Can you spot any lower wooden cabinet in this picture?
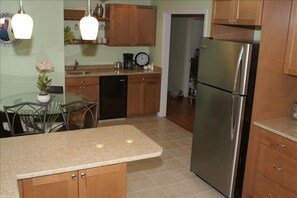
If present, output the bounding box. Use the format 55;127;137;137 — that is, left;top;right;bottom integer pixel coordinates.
127;74;161;116
65;77;99;101
18;163;127;198
245;127;297;197
253;173;297;198
284;0;297;76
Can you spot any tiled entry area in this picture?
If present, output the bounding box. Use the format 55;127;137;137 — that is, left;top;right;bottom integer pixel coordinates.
99;117;225;198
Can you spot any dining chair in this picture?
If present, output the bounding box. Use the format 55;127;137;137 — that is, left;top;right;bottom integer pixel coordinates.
59;100;98;131
0;111;13;138
3;102;48;136
46;86;64;94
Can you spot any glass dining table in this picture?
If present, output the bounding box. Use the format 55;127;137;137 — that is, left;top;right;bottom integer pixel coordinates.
0;92;89;133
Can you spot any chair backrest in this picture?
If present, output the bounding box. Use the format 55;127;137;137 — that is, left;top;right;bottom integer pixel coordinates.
59;100;98;131
46;86;64;94
0;111;14;138
3;102;48;136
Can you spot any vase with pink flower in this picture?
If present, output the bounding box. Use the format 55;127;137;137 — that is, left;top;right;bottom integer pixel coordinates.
36;61;54;103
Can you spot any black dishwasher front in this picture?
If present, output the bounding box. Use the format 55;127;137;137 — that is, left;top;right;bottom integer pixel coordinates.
99;75;127;120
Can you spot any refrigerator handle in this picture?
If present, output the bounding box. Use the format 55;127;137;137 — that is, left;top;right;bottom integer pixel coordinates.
231;96;236;140
231;95;245;141
232;46;244;94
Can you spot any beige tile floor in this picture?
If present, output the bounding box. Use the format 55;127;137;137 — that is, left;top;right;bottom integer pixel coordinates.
99;116;225;198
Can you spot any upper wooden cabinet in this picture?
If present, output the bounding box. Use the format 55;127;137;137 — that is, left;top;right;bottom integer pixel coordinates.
212;0;263;26
64;9;109;21
105;4;156;46
284;0;297;76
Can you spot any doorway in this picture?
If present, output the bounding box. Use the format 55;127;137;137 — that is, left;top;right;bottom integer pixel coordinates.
157;11;208;132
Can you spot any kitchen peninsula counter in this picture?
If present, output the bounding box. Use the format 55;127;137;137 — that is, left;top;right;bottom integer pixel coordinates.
254;117;297;142
0;125;163;197
65;65;162;77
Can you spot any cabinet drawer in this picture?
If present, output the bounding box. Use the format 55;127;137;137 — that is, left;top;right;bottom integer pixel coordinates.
66;77;99;86
253;173;297;198
257;144;297;194
259;129;296;159
128;74;161;83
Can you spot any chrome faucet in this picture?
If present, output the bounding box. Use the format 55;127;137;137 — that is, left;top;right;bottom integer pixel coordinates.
74;60;79;71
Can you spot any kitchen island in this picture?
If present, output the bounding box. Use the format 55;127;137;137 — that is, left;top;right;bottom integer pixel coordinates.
0;125;163;198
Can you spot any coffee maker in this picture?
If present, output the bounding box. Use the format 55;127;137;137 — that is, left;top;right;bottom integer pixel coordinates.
123;53;135;69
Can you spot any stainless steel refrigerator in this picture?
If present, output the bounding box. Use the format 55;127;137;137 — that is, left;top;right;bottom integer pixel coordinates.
190;38;259;198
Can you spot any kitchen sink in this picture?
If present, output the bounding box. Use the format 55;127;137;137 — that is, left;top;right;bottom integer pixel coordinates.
67;71;90;75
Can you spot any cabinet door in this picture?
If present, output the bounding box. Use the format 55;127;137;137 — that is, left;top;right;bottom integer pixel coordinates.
21;171;78;198
256;144;297;194
212;0;263;26
253;173;297;198
127;81;144;115
133;6;156;46
65;85;83;96
108;4;133;46
79;163;127;198
284;0;297;76
143;81;160;114
212;0;236;24
83;85;99;102
235;0;263;26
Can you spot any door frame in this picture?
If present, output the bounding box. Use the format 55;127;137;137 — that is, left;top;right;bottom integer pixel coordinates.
158;10;209;117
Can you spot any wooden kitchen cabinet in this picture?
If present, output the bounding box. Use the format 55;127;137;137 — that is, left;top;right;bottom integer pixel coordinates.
284;0;297;76
65;77;99;101
127;74;161;116
212;0;263;26
19;163;127;198
105;4;156;46
246;127;297;197
64;9;109;21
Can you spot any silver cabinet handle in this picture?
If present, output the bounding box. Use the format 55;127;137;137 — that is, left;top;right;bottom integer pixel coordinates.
81;172;86;178
273;164;282;171
71;174;77;180
276;143;286;148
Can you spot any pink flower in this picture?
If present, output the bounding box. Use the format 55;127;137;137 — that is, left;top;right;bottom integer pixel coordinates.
36;61;54;92
36;61;54;73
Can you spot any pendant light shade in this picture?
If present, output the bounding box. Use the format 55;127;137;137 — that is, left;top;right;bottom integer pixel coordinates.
11;0;33;39
80;0;99;40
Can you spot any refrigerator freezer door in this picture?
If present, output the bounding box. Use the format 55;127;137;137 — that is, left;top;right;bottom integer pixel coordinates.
190;83;245;197
198;38;252;95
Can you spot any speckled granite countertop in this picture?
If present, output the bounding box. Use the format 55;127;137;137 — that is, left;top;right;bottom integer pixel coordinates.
65;65;162;77
254;117;297;142
0;125;163;198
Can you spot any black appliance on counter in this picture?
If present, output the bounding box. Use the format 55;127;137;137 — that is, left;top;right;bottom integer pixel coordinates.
123;53;135;69
99;75;128;120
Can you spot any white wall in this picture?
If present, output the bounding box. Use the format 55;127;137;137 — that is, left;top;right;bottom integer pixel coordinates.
0;1;64;99
191;17;204;57
168;17;188;92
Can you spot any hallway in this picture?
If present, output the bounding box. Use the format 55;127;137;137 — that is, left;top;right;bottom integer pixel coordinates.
166;95;195;132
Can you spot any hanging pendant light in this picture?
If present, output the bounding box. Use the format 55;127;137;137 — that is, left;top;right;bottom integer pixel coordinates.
80;0;99;40
11;0;33;39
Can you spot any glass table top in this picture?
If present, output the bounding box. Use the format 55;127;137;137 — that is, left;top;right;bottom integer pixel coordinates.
0;92;89;114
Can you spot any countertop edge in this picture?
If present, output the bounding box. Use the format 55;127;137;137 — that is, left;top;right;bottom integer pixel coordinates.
65;66;162;77
254;118;297;142
16;151;163;180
